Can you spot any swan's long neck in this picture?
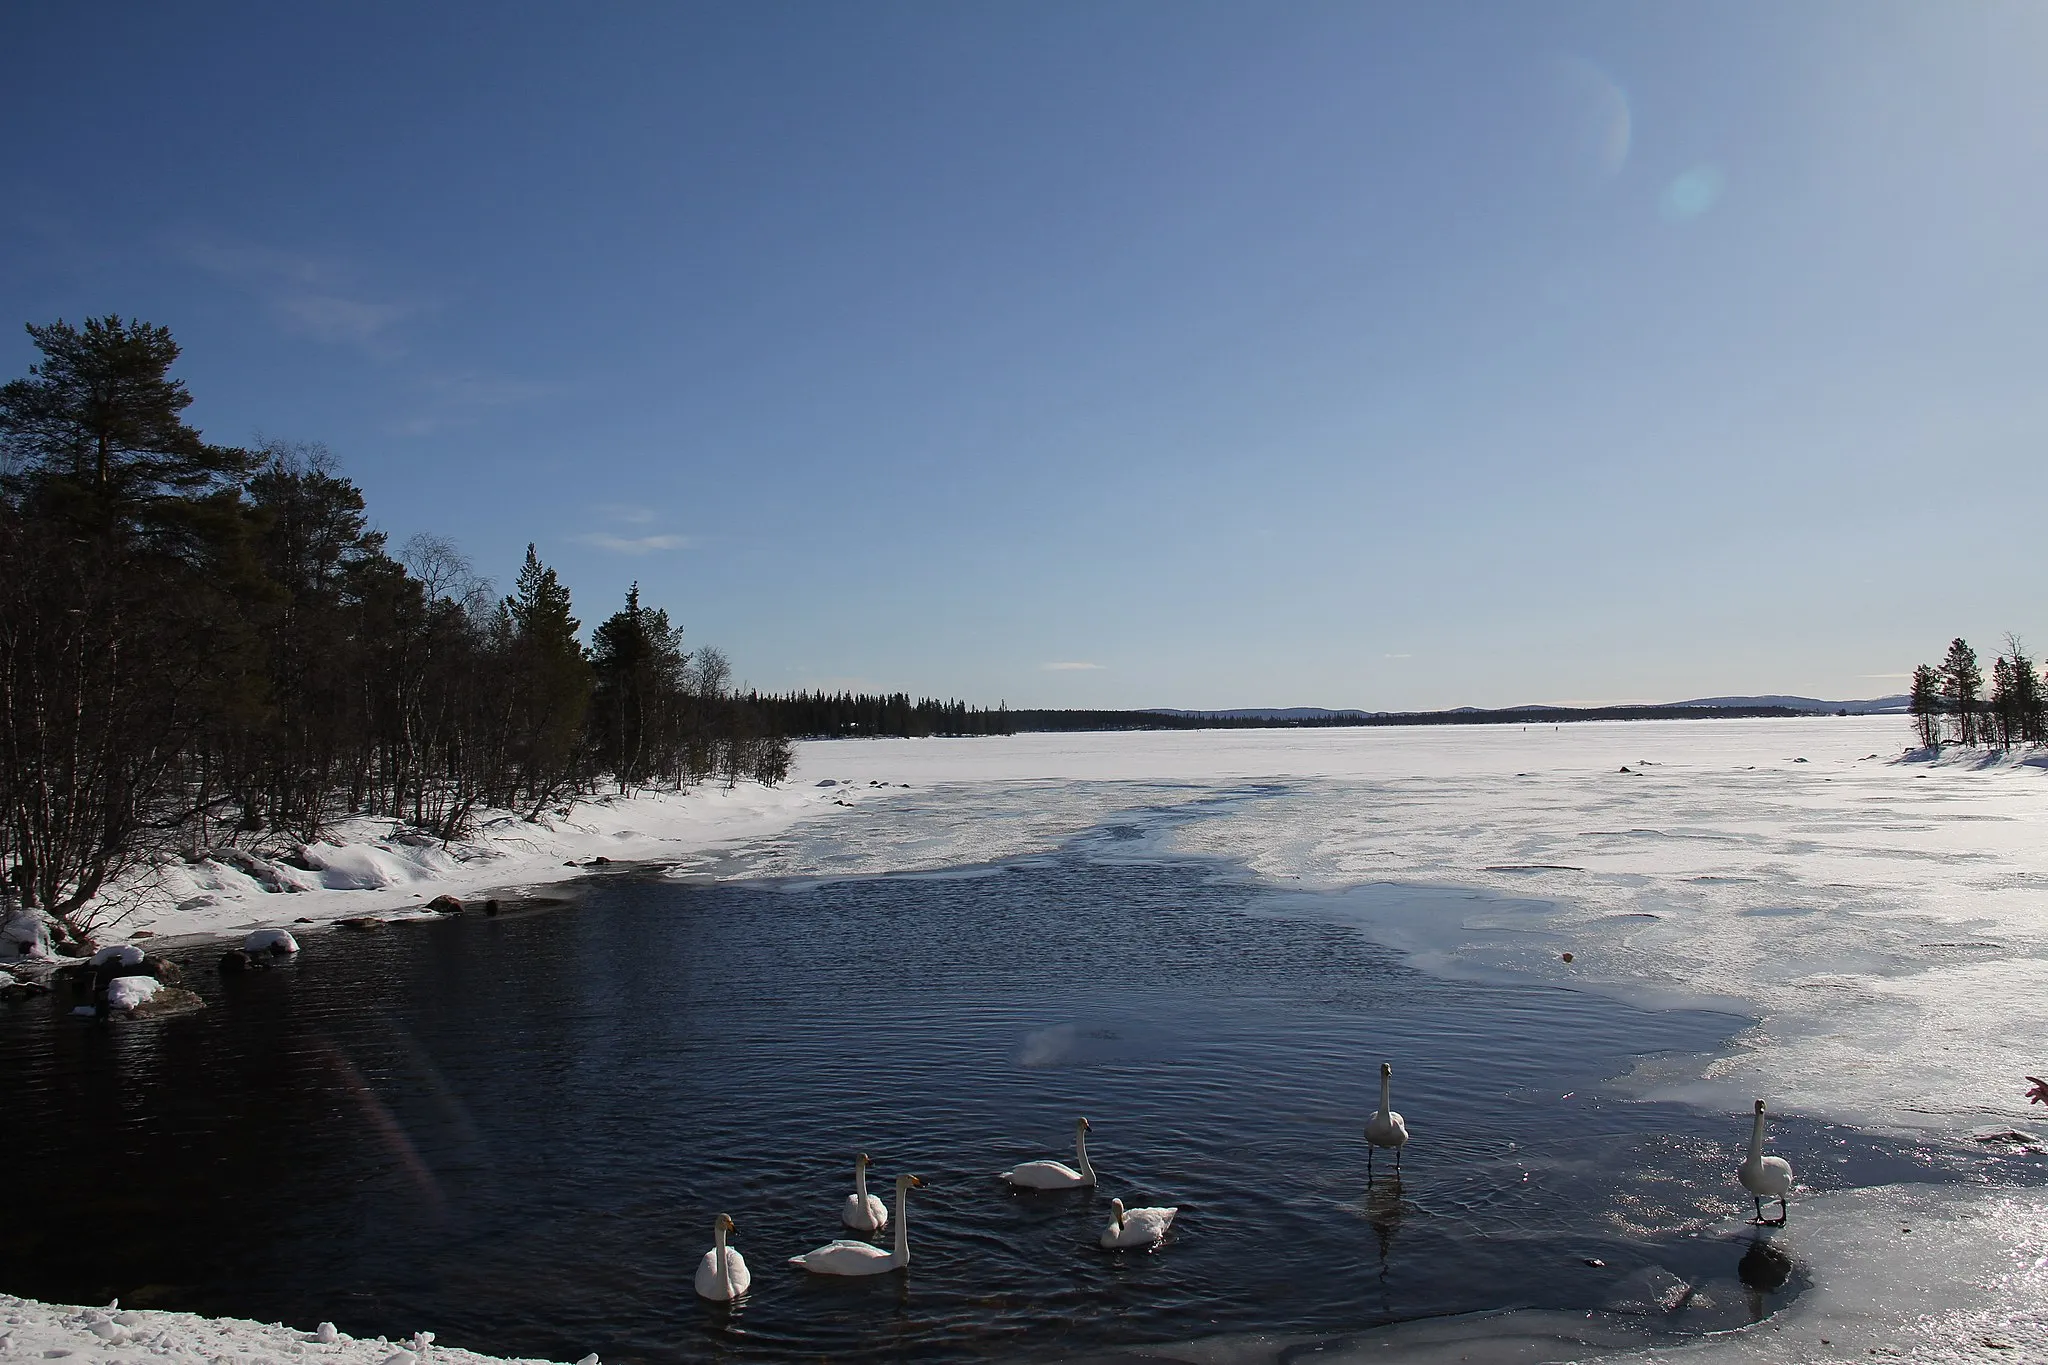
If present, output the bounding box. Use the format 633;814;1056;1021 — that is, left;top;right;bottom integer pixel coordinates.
892;1184;910;1265
1748;1108;1766;1164
855;1161;869;1202
714;1222;732;1296
1076;1126;1094;1179
1379;1071;1392;1115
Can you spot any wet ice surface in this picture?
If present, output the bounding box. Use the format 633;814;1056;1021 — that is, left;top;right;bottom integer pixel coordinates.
769;720;2048;1144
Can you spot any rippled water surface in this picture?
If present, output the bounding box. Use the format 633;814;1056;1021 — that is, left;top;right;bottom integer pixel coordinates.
1;839;1956;1363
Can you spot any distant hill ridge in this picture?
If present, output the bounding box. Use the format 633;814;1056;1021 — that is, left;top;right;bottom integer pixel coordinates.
1146;695;1909;720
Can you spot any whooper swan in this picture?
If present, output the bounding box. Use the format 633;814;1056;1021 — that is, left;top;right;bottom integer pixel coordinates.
1099;1197;1177;1249
693;1214;750;1302
1738;1099;1794;1225
842;1152;887;1233
791;1174;924;1276
1000;1116;1097;1189
1365;1062;1409;1176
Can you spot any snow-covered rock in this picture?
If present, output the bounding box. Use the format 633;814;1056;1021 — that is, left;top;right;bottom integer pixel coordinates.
243;928;300;956
104;976;160;1011
89;944;145;968
0;900;52;961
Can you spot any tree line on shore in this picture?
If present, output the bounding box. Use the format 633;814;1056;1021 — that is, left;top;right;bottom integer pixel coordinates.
0;316;790;939
1907;637;2045;749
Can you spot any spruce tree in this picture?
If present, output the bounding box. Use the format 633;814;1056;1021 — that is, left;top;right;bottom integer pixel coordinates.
1941;637;1983;746
1999;635;2044;747
504;544;591;814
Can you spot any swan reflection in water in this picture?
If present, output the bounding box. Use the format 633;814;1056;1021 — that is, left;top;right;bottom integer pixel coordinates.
1737;1233;1794;1324
1363;1176;1404;1285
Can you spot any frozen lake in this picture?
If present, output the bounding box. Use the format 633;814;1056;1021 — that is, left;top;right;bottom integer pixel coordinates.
5;717;2046;1362
0;850;1892;1362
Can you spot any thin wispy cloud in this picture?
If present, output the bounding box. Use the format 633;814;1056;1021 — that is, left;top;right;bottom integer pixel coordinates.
277;293;409;345
574;532;690;555
1042;661;1105;671
386;371;565;436
176;236;415;354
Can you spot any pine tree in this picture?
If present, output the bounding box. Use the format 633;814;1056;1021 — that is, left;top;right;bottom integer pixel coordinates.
1941;638;1983;746
0;319;266;935
1998;635;2044;747
0;316;252;548
589;583;689;791
1908;665;1942;750
503;545;590;814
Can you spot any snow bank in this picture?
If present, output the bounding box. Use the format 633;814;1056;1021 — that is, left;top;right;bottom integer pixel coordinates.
62;780;872;945
0;1295;588;1365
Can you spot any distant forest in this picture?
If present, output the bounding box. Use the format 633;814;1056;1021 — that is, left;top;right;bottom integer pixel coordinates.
752;692;1817;739
0;316;791;937
1907;637;2045;749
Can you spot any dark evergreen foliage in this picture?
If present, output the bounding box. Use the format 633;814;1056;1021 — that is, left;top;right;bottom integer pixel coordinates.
1940;638;1983;746
0;317;791;938
1908;636;2045;750
1909;665;1943;750
756;692;1016;738
749;695;1817;739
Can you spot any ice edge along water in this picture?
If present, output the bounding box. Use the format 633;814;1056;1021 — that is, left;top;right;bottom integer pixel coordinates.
7;717;2047;1360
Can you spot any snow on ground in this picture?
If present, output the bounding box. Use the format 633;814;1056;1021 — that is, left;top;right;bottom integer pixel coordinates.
0;1296;584;1365
48;780;872;946
13;715;2048;1362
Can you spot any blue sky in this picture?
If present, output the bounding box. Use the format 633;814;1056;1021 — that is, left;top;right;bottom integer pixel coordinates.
5;2;2046;709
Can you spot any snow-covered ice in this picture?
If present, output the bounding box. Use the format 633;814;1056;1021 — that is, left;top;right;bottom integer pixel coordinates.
10;715;2047;1360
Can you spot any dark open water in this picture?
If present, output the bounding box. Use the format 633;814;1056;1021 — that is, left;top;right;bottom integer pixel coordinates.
0;846;1969;1363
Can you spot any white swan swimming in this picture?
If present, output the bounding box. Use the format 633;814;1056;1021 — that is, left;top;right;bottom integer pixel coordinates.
1365;1061;1409;1175
693;1213;750;1301
842;1152;887;1233
791;1173;924;1275
1000;1116;1096;1189
1099;1197;1177;1250
1739;1099;1794;1225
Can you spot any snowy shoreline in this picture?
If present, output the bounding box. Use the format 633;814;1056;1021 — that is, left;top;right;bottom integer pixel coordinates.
8;717;2048;1362
5;778;882;955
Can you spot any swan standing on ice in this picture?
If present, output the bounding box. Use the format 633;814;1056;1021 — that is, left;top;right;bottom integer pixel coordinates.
1739;1099;1793;1225
1000;1116;1097;1189
1365;1062;1409;1175
842;1152;888;1233
1099;1197;1177;1250
791;1174;925;1275
693;1214;750;1301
